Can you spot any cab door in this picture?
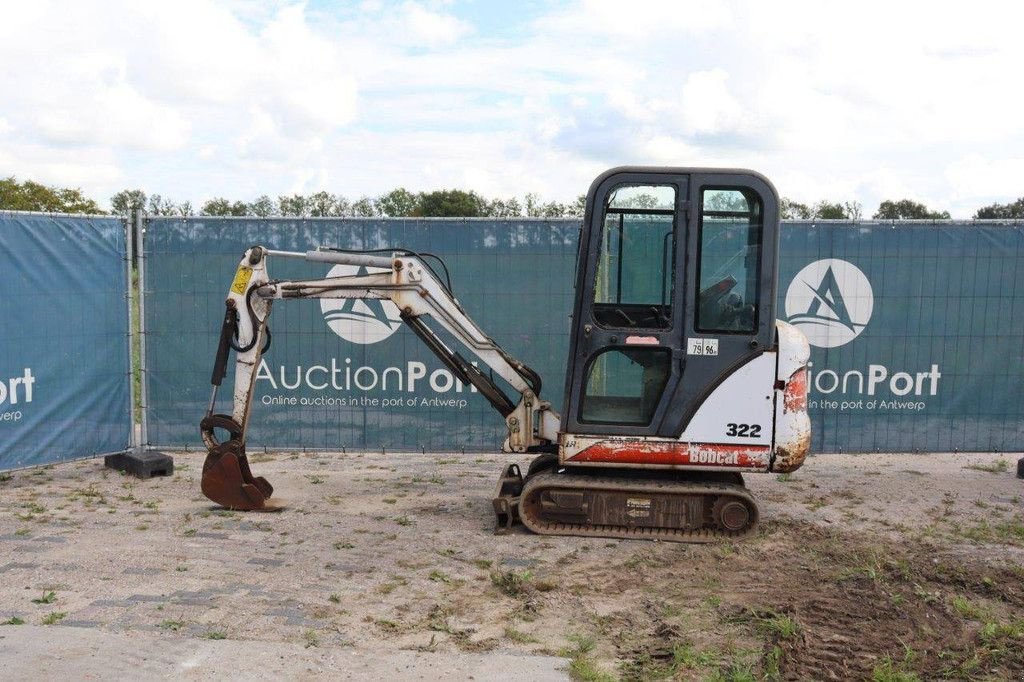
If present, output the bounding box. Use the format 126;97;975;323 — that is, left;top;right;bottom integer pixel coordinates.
561;167;779;441
561;169;688;438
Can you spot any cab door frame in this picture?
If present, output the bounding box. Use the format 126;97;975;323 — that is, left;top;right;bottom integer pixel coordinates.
561;168;690;438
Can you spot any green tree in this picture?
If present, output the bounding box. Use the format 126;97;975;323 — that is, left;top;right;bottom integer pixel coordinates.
414;189;486;217
974;197;1024;219
278;194;309;217
201;198;232;216
308;191;341;217
485;197;523;218
146;194;180;216
0;177;104;213
110;189;147;216
229;201;248;216
350;196;378;217
781;198;812;219
376;188;418;217
873;199;949;220
539;200;567;217
248;195;275;217
524;192;543;217
569;194;587;217
812;200;862;220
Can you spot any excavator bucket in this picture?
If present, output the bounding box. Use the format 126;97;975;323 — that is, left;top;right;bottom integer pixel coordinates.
199;415;274;511
201;441;274;510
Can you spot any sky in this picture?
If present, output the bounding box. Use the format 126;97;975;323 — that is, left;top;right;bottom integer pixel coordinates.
0;0;1021;217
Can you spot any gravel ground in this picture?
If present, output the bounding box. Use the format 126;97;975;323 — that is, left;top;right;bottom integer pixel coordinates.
1;450;1023;680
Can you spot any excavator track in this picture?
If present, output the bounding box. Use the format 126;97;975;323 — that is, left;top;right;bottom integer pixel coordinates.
502;466;758;542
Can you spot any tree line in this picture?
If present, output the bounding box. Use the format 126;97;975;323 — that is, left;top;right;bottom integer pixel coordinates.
2;175;1023;220
108;187;587;219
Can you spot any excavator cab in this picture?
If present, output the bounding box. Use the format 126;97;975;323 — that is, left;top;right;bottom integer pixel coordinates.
562;168;778;447
500;168;809;540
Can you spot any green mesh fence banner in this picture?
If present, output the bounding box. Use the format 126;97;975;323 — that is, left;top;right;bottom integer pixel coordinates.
143;218;1023;453
0;213;131;469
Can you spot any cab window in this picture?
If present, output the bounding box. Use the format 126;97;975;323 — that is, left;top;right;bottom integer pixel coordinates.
592;185;675;329
580;347;671;425
696;188;762;333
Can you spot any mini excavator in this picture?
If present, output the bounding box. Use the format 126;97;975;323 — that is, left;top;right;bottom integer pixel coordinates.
200;167;810;542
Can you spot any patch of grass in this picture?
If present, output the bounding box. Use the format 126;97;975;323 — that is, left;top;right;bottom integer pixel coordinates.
14;528;30;537
776;473;795;483
377;578;407;594
569;656;614;682
395;516;413;526
32;591;57;604
328;594;341;604
620;642;719;680
428;570;451;583
303;629;320;648
956;517;1024;546
491;569;533;597
333;541;355;549
0;473;12;482
182;528;197;537
41;611;67;625
473;559;493;570
382;498;397;504
703;595;722;608
2;616;25;625
201;630;227;640
504;626;538;644
757;612;800;640
964;459;1010;474
872;655;920;682
306;475;325;485
376;618;400;632
158;619;185;631
952;595;989;621
560;634;613;682
726;608;800;641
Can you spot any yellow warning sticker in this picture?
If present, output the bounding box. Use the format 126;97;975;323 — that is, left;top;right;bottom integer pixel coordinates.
230;267;253;294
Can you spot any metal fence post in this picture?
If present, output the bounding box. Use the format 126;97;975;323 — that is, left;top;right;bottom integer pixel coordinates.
124;215;138;450
135;209;151;449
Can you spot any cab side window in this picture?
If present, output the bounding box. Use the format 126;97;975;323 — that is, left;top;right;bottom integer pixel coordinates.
696;188;762;333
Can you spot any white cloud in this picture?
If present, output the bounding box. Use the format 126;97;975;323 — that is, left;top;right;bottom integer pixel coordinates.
945;155;1024;203
1;0;1023;216
401;1;472;47
678;69;745;136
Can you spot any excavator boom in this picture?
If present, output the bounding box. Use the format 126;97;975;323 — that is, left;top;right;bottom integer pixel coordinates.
200;246;560;510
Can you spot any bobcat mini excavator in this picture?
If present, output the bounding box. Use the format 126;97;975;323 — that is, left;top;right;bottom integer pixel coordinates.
200;167;811;542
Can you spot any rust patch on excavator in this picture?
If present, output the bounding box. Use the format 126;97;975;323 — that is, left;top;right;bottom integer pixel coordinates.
569;441;771;468
783;367;808;412
772;429;811;473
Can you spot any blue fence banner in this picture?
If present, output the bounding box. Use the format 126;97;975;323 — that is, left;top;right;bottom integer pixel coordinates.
779;222;1023;452
143;217;1024;454
0;213;131;469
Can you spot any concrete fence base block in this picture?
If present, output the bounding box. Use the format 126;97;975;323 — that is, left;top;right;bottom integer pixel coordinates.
104;450;174;479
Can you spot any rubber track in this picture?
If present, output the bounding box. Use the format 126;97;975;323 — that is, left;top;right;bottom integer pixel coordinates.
518;471;758;543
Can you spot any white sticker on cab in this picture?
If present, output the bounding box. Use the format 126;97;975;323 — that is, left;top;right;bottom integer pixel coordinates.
687;338;719;356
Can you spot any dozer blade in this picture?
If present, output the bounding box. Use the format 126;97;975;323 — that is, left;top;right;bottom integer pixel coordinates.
201;441;274;511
